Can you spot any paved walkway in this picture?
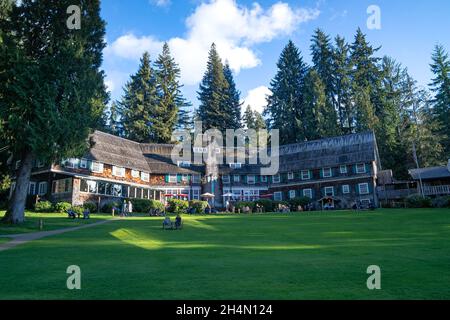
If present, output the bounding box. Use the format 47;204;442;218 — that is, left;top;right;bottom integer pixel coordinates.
0;219;119;252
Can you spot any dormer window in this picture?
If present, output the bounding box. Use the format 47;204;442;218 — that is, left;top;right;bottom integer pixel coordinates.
131;170;140;178
356;163;366;174
112;166;125;177
322;168;332;178
229;163;242;169
91;161;104;173
141;172;150;182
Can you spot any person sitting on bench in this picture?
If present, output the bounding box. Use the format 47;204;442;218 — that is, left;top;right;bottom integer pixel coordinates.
68;209;77;219
175;214;182;230
163;216;173;230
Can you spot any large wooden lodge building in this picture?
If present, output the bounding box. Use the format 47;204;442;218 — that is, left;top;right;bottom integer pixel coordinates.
11;130;382;210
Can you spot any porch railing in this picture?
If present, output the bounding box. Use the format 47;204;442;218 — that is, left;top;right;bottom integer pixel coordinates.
423;185;450;196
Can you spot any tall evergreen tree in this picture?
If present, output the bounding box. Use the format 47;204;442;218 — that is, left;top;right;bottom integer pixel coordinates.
197;44;232;133
264;40;309;144
104;101;124;136
155;43;192;134
0;0;107;224
120;52;158;143
223;63;242;129
429;44;450;154
243;105;266;131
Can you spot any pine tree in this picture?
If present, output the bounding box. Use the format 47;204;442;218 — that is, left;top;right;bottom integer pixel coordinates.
243;105;266;131
310;29;340;135
429;44;450;154
264;40;308;144
155;43;192;134
223;63;242;129
197;44;231;133
332;36;354;133
120;52;158;143
104;102;124;136
0;0;107;224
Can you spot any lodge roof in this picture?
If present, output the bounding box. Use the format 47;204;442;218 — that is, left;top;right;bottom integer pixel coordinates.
409;165;450;180
84;130;380;175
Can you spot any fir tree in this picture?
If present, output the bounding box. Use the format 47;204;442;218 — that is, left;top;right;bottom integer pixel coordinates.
223;63;242;129
264;40;308;144
243;105;266;131
0;0;108;224
197;44;231;133
429;44;450;154
120;52;158;143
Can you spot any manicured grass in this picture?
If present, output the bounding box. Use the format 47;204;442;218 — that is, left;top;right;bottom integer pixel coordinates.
0;209;449;299
0;211;113;235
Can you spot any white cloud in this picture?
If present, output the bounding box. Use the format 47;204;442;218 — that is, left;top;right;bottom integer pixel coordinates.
150;0;171;7
105;0;319;87
242;86;272;114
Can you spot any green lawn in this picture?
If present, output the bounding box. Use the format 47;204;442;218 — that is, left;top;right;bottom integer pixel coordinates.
0;209;449;300
0;211;113;235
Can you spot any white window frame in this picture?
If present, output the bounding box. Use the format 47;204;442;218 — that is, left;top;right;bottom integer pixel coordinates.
340;165;348;174
80;159;88;169
247;175;256;185
261;176;268;183
37;160;45;168
356;163;367;174
29;182;36;195
322;168;332;178
181;174;189;182
38;182;48;196
358;183;370;195
274;191;282;201
168;174;177;183
230;163;242;169
233;175;240;183
303;189;313;199
112;166;125;177
288;172;294;180
342;184;350;194
131;170;140;178
289;190;296;199
192;189;200;200
141;172;150;182
222;175;230;184
91;161;104;173
272;174;281;184
301;170;311;180
324;186;334;197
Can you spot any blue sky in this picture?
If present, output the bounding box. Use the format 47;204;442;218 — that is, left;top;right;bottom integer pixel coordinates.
101;0;450;114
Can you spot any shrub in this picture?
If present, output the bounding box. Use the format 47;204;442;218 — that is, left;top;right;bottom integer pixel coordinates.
71;205;84;215
34;201;53;212
83;202;97;213
167;199;189;213
189;200;209;214
288;197;312;210
405;194;432;208
254;199;274;212
431;196;450;208
54;202;72;213
130;199;164;213
235;201;255;212
101;201;121;214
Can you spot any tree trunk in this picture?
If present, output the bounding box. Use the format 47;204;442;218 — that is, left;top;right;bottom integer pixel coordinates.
1;151;34;224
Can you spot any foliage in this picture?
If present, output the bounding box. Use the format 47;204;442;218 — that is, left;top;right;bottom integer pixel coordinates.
83;202;98;213
405;195;432;208
101;201;121;214
53;202;72;213
167;199;189;213
235;201;255;211
188;200;209;214
288;197;313;209
254;199;275;212
71;206;84;215
431;196;450;208
130;199;164;213
34;201;53;213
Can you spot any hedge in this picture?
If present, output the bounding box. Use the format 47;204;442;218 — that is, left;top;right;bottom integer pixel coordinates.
167;199;189;213
405;194;432;208
34;201;53;212
189;200;209;214
54;202;72;213
131;199;164;213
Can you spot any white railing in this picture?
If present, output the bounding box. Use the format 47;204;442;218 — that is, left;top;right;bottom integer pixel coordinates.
423;185;450;196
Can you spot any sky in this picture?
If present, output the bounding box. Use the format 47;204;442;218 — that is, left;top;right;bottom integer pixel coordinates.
101;0;450;115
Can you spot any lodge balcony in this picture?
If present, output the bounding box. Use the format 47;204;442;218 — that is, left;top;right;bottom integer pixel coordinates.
423;185;450;196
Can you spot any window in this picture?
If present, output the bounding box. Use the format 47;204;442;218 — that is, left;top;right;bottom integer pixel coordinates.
177;161;191;168
91;161;103;173
64;158;79;169
131;170;140;178
168;174;177;183
247;175;256;185
52;179;72;194
143;189;149;199
112;166;125;177
29;182;36;195
356;163;366;174
37;160;45;168
324;186;334;197
340;165;348;174
192;174;201;184
233;175;240;183
289;190;296;199
141;172;150;182
80;159;88;169
38;182;48;196
193;147;207;154
261;176;268;183
358;183;370;195
112;184;122;197
301;170;311;180
274;191;282;201
288;172;294;180
136;188;143;199
322;168;332;178
222;175;230;184
129;187;136;198
122;185;129;198
229;163;242;169
80;179;88;193
88;181;98;194
360;199;372;207
272;174;281;183
181;174;189;182
303;189;313;199
192;189;200;200
342;185;350;194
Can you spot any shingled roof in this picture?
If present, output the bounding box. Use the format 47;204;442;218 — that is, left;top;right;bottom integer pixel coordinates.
409;165;450;180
